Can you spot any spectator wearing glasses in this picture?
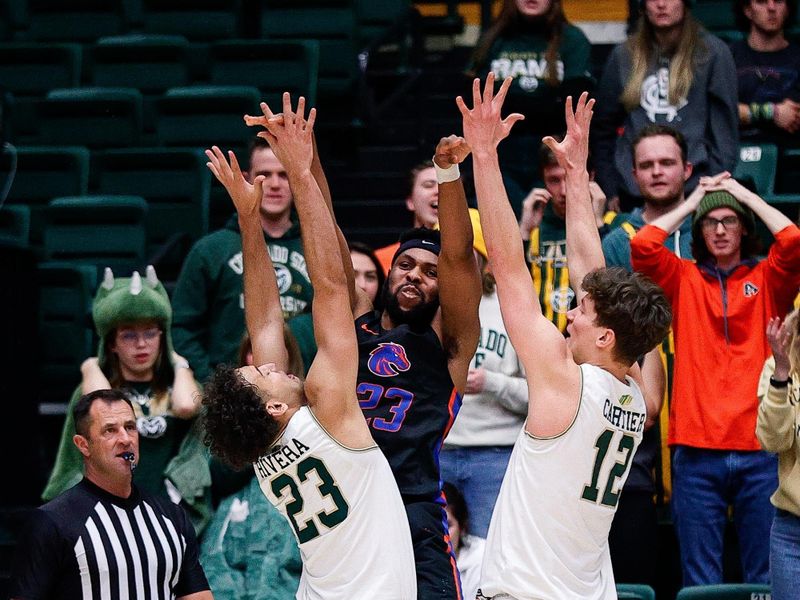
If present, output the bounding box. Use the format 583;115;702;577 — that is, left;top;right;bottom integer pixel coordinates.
42;267;211;532
631;175;800;586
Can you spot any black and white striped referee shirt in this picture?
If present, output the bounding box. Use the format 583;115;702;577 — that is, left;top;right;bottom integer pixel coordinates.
9;478;209;600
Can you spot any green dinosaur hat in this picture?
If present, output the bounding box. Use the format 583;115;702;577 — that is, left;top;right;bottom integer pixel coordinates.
93;265;175;368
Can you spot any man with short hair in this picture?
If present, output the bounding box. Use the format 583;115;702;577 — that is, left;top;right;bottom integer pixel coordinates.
201;96;417;599
374;161;438;274
631;171;800;585
172;137;313;381
732;0;800;141
10;389;212;600
460;76;672;599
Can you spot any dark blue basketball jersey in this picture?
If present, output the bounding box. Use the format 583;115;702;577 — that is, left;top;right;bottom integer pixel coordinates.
355;310;461;501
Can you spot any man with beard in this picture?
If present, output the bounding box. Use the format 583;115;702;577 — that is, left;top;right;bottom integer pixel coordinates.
352;139;481;599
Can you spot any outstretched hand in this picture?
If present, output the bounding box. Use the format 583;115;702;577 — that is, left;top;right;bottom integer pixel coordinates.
766;316;792;378
456;73;524;154
434;135;471;168
205;145;264;219
245;92;317;175
542;92;595;171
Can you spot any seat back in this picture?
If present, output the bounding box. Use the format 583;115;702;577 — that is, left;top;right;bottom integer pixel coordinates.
0;42;81;95
734;143;777;196
676;584;771;600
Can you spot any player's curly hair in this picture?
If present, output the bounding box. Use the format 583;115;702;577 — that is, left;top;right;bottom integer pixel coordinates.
582;267;672;366
202;364;282;469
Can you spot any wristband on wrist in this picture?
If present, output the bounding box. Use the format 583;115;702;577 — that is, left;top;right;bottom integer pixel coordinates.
433;157;460;184
770;375;791;388
765;102;775;121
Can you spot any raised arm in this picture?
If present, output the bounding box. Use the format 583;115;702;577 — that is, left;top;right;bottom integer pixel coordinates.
458;74;581;437
205;146;288;371
706;177;795;235
433;134;482;392
258;94;367;441
245;105;368;318
542;93;602;297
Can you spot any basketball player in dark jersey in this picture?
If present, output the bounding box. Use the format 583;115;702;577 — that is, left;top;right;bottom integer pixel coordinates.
246;107;481;600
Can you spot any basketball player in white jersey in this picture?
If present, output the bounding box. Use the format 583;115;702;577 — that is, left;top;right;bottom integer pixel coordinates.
458;77;672;599
201;94;416;600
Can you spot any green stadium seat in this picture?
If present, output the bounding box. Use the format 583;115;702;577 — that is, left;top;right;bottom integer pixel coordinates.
260;0;359;97
0;43;81;95
138;0;242;41
44;195;148;275
36;262;97;404
675;583;771;600
93;147;211;264
692;1;736;32
209;40;320;108
155;85;260;147
354;0;410;46
21;0;137;42
38;88;143;148
90;35;191;93
734;143;777;196
0;204;30;245
0;146;90;245
775;147;800;193
617;583;657;600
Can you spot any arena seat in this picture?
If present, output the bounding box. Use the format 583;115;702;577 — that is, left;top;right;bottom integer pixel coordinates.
0;204;30;246
36;262;97;405
675;583;772;600
90;35;191;93
93;147;210;268
0;42;81;95
20;0;136;42
43;195;148;276
691;1;737;32
155;85;260;147
617;583;657;600
734;143;777;196
138;0;243;41
259;0;359;97
209;39;320;108
0;146;90;245
37;87;143;148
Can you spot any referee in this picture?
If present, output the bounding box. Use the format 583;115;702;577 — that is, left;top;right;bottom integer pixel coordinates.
9;389;212;600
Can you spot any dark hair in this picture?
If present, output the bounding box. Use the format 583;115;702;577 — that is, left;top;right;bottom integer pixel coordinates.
539;140;561;175
202;364;283;469
443;481;469;548
735;0;796;31
632;124;688;165
248;136;273;167
104;324;172;396
407;160;434;198
470;0;568;87
349;240;386;310
690;211;762;264
582;268;672;365
74;389;134;437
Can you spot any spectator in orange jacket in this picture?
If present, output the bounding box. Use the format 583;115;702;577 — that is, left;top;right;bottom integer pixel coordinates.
630;174;800;587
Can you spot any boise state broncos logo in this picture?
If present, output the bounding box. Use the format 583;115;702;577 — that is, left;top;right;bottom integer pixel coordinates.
367;343;411;377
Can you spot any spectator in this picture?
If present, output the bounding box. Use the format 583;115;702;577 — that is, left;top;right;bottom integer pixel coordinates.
10;389;212;600
732;0;800;142
519;142;613;332
601;124;695;586
288;241;385;374
443;481;486;600
172;137;313;382
469;0;593;216
374;161;438;274
593;0;739;210
440;208;528;538
631;175;800;586
757;310;800;600
42;267;211;532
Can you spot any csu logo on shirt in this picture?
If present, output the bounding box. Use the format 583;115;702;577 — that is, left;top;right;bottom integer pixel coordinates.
618;394;634;407
367;343;411;377
274;264;293;294
744;281;759;297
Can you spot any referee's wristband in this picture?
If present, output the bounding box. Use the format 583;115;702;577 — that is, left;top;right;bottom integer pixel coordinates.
770;376;791;389
433;157;460;184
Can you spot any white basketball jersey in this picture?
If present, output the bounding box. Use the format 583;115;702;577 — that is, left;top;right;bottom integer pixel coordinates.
479;364;646;600
254;406;416;600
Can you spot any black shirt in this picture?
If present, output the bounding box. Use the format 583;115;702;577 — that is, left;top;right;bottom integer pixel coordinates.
9;479;209;600
355;311;461;501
